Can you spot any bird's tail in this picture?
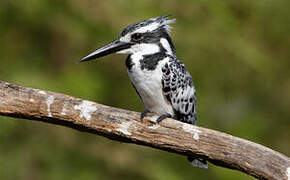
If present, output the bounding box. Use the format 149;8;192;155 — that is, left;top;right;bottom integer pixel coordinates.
187;156;208;169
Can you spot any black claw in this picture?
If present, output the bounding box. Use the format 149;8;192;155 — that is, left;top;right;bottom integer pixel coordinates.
141;109;151;120
156;114;172;123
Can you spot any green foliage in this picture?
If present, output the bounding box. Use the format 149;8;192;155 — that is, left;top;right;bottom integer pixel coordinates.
0;0;289;179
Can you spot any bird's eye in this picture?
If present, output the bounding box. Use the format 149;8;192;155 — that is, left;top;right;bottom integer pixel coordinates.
131;33;143;41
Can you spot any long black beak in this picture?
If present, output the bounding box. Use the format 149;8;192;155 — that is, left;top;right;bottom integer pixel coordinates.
79;39;131;63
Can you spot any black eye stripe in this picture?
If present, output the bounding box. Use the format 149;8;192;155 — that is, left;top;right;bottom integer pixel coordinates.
131;33;143;41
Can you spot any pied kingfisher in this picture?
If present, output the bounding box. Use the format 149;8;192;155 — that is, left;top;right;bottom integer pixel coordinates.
80;15;207;168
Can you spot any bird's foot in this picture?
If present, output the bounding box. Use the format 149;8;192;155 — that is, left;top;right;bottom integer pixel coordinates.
156;113;172;124
141;109;151;120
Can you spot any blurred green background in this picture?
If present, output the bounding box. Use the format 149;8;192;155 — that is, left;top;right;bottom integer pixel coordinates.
0;0;289;179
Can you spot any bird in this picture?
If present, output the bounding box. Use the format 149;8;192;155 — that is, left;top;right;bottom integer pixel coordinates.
80;15;207;169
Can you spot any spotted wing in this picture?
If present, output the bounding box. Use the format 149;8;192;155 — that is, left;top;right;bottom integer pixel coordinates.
161;59;197;124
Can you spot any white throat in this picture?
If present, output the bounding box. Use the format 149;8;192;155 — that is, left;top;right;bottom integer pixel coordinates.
117;43;160;56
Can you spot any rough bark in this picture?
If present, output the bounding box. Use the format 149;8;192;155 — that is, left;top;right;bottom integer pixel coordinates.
0;81;289;180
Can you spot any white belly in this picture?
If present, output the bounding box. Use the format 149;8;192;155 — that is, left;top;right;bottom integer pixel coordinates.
127;55;174;115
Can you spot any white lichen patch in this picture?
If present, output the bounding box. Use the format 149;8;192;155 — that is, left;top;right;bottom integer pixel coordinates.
182;124;201;140
61;103;68;116
117;121;132;136
38;90;46;95
46;96;55;117
61;108;66;115
74;100;97;121
287;167;290;180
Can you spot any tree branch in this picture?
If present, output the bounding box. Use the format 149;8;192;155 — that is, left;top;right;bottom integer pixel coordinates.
0;81;289;180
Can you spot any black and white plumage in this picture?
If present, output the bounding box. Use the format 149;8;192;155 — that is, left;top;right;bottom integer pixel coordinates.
161;57;197;124
80;15;207;168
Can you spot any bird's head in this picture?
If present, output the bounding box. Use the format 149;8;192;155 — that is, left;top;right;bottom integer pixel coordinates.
80;15;176;63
